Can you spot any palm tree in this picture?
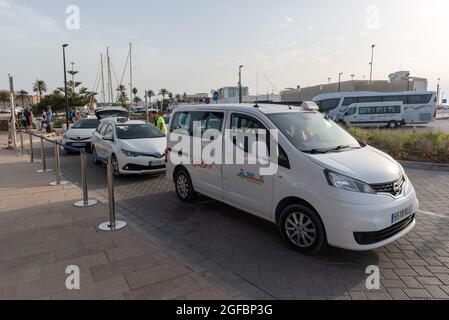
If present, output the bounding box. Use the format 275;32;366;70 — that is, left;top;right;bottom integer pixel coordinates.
116;85;128;104
133;96;142;104
0;90;9;108
33;79;47;102
159;88;168;101
16;90;29;109
146;90;155;107
175;94;182;103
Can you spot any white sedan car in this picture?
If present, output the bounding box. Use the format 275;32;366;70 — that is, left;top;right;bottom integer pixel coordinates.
61;118;99;152
91;118;167;176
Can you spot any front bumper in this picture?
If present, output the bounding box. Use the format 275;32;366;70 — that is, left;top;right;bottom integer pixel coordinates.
319;182;419;251
61;138;92;151
118;155;166;175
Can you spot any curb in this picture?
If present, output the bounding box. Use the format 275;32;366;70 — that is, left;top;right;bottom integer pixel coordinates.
399;160;449;172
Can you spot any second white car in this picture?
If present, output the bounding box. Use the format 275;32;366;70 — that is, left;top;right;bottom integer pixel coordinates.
91;118;167;176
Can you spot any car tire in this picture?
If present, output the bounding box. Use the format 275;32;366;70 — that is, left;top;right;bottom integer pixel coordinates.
388;121;397;129
111;154;121;177
279;204;327;255
91;146;101;165
174;169;196;203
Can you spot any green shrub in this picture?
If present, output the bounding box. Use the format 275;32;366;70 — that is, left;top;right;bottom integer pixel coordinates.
347;126;449;163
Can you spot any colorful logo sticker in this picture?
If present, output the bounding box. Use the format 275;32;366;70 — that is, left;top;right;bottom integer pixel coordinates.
237;169;265;185
193;162;213;170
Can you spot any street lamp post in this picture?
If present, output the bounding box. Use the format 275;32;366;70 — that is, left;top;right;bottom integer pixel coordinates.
369;44;375;90
338;73;343;92
62;44;69;130
238;65;244;104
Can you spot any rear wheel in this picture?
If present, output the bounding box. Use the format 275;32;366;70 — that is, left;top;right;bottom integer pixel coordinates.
387;121;398;129
174;169;196;202
279;204;327;255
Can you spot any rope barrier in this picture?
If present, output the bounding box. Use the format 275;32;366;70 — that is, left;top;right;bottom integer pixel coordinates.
21;130;108;164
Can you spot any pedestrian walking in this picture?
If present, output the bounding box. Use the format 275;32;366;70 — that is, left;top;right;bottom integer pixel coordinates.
40;111;46;131
24;107;33;134
4;115;14;150
46;105;53;133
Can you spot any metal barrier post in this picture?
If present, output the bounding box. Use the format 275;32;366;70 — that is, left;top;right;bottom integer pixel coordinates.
99;157;127;231
49;142;68;186
19;130;24;157
74;149;97;207
29;132;34;163
37;136;53;173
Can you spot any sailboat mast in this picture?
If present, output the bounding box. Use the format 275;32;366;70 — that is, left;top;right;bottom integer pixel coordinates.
100;53;106;103
129;43;133;104
106;47;113;104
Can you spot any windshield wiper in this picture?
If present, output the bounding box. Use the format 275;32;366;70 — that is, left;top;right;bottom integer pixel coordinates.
301;145;360;154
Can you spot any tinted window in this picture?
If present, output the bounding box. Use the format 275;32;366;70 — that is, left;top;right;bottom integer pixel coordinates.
99;123;109;135
407;94;432;104
71;119;99;129
278;145;290;169
318;99;341;112
358;96;382;103
359;107;376;115
104;124;113;136
345;107;357;116
382;95;407;103
386;106;401;113
342;97;359;107
230;114;268;153
171;112;192;133
191;112;224;133
116;124;165;140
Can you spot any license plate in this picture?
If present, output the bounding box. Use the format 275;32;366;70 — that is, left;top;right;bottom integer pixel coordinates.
72;143;86;147
150;160;165;167
391;205;413;225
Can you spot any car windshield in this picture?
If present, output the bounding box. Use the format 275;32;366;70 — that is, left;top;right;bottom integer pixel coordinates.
71;119;99;129
267;112;362;153
116;124;165;140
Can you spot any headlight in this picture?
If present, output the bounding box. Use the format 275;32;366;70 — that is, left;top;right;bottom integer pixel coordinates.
324;170;375;194
121;149;141;157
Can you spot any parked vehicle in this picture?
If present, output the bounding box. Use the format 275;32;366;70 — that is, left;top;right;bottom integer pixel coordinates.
95;106;129;120
341;102;405;128
166;103;418;254
91;118;166;176
313;91;437;124
61;118;99;152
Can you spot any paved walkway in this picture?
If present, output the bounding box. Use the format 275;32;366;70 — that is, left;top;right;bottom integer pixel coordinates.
0;133;231;300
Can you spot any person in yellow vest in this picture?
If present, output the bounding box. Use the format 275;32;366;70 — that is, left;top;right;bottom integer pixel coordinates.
151;110;167;135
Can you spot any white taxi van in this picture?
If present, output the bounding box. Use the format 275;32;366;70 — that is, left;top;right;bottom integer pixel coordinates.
166;103;418;254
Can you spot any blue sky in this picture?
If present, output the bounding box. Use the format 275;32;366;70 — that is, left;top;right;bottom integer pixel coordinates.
1;0;448;99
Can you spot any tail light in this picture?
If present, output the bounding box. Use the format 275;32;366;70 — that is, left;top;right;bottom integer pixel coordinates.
434;108;437;119
164;148;169;163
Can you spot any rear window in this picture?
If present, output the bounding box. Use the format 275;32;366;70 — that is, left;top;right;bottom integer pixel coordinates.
71;119;99;129
96;109;129;120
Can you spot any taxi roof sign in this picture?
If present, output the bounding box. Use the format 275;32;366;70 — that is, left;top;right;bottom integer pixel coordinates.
301;101;320;111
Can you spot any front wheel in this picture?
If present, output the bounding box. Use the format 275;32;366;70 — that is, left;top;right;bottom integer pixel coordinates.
111;154;121;177
174;169;196;203
279;204;327;255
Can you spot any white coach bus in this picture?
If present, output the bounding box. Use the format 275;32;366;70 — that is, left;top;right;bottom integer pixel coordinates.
313;91;437;124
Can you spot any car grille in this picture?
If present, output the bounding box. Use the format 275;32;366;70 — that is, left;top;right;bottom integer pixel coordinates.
370;176;405;196
354;214;415;245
